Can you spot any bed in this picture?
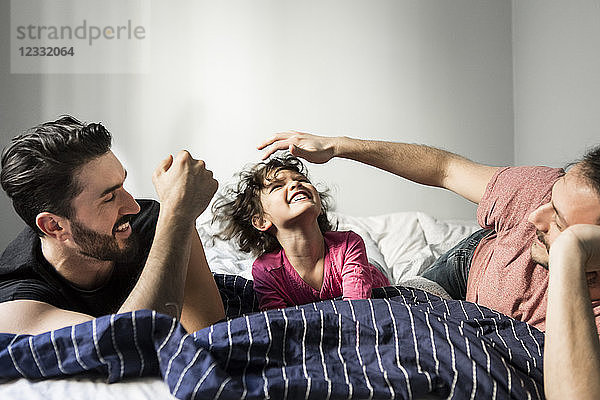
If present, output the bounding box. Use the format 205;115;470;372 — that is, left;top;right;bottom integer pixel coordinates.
0;212;545;399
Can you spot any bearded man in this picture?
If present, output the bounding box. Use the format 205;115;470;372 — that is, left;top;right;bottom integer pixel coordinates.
0;116;224;334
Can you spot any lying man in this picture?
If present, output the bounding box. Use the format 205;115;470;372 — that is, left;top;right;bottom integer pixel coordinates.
0;116;225;334
258;131;600;336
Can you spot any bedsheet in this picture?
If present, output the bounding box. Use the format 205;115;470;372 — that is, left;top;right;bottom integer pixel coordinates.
200;211;480;283
0;275;544;400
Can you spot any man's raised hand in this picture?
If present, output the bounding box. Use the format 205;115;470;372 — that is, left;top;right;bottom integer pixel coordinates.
258;131;338;164
551;224;600;273
152;150;218;222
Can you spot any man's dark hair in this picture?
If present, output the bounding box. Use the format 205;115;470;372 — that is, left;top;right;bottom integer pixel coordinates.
1;115;112;236
212;153;334;256
575;145;600;197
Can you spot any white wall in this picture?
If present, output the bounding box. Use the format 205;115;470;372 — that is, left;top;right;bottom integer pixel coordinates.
0;0;514;249
513;0;600;167
0;0;42;247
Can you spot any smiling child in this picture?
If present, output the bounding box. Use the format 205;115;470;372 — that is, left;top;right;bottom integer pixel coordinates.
212;154;390;310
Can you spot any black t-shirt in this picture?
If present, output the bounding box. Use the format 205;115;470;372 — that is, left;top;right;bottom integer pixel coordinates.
0;199;159;317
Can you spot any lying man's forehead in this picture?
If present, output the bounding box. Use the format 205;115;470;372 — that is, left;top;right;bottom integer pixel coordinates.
553;166;600;224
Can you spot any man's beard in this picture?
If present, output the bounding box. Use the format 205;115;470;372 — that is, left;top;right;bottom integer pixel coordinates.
70;216;138;263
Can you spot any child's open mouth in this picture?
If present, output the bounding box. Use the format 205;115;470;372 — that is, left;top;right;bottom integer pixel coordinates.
289;191;311;203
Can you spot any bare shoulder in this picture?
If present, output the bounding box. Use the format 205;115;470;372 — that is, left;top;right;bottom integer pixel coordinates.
0;300;93;335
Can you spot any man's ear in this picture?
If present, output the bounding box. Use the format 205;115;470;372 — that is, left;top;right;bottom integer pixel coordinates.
252;215;272;232
35;212;71;241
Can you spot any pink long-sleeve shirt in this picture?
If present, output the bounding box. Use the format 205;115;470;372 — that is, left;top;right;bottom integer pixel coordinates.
252;231;390;310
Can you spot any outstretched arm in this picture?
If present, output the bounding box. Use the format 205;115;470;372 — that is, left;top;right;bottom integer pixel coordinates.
259;132;498;204
545;224;600;400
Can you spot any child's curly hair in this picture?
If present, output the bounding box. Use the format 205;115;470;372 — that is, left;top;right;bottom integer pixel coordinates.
212;153;334;256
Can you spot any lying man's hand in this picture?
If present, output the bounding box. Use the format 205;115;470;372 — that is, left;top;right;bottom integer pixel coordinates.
545;223;600;399
152;150;218;222
551;224;600;273
258;131;338;163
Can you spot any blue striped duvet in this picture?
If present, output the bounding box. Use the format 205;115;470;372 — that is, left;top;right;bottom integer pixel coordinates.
0;274;544;399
